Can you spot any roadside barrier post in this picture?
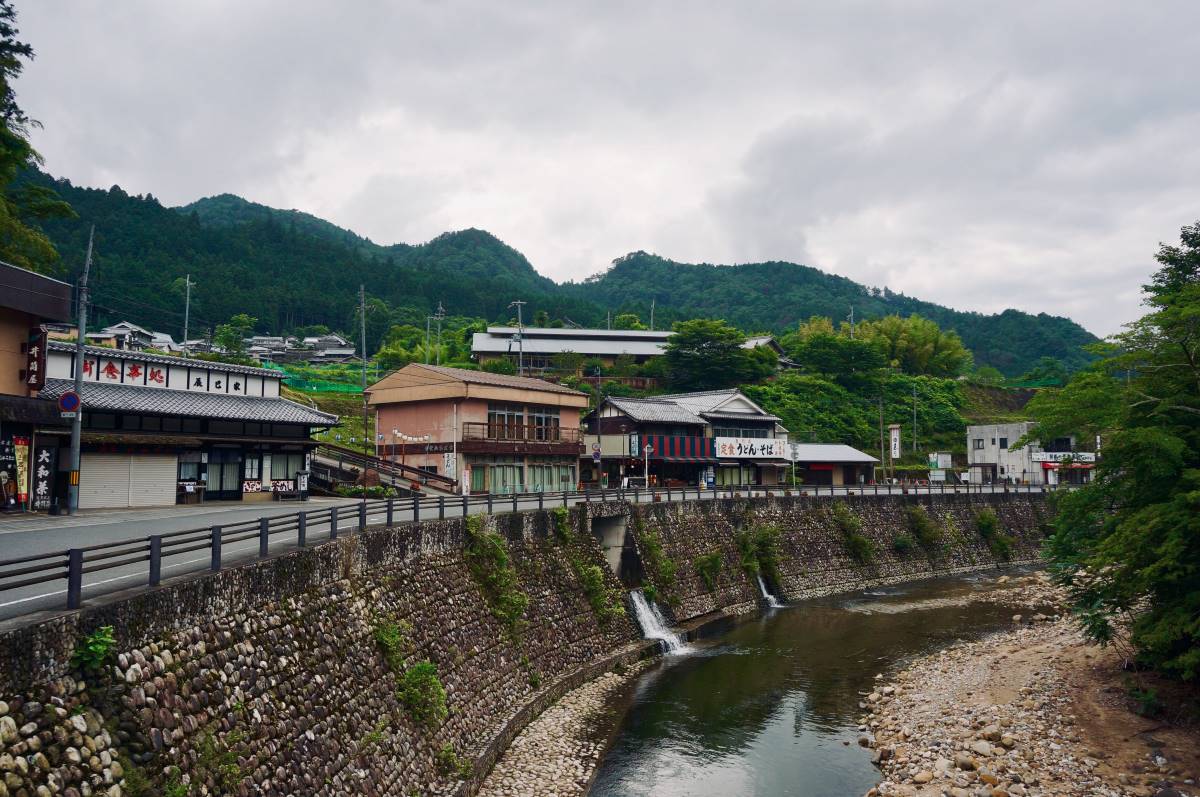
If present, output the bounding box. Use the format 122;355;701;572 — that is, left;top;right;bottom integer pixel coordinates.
259;518;269;558
439;496;446;519
210;527;222;571
359;502;367;530
330;507;338;540
298;512;307;547
386;498;394;526
149;536;162;586
66;549;82;610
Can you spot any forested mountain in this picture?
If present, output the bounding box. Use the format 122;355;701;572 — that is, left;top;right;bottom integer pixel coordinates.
565;253;1098;375
22;168;1098;375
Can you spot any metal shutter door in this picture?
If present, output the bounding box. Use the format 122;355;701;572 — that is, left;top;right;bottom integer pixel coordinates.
78;454;132;509
128;455;178;507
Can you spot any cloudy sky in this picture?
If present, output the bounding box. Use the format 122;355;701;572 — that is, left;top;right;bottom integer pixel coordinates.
18;2;1200;335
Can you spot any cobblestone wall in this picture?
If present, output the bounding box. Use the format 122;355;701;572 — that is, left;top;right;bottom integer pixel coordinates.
0;493;1051;797
626;493;1050;623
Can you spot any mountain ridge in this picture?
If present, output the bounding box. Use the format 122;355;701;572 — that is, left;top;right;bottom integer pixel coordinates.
24;168;1098;375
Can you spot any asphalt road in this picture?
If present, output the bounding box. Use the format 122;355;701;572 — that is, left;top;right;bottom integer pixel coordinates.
0;484;1052;625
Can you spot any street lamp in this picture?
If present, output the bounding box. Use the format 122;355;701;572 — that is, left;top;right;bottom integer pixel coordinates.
643;443;654;488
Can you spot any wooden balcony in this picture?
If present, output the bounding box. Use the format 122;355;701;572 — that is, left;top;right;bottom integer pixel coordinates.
460;422;583;456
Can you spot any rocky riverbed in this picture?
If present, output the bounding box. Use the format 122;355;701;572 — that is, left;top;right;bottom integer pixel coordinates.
477;661;651;797
862;574;1198;797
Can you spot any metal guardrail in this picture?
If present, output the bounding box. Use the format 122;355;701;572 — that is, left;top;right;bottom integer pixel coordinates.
0;482;1068;617
315;443;458;491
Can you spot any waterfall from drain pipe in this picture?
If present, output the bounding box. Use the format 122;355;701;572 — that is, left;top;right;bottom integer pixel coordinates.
629;590;688;654
757;574;783;608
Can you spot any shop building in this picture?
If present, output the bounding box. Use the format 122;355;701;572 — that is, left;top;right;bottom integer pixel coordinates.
786;443;878;486
581;389;792;487
39;342;336;508
966;422;1093;486
0;262;73;513
367;364;587;494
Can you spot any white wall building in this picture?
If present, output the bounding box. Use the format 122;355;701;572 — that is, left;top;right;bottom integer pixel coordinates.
966;421;1094;485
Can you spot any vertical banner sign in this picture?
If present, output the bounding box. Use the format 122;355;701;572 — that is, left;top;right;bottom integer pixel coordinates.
12;435;31;504
443;452;457;479
25;325;47;390
32;444;56;511
0;436;16;509
888;424;902;460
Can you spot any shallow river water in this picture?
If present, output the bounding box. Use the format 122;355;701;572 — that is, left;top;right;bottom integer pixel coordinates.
590;574;1023;797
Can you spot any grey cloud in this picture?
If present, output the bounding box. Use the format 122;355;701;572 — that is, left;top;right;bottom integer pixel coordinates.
17;1;1200;335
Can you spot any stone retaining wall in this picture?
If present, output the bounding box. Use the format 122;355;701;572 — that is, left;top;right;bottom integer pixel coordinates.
0;493;1051;797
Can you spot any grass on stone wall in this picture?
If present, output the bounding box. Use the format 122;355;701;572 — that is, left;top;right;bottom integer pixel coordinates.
435;743;473;780
832;501;875;564
634;514;680;606
372;616;412;673
974;508;1014;561
892;534;915;554
70;625;116;672
734;525;784;590
548;507;626;624
694;551;723;592
398;661;449;727
464;514;530;639
903;504;945;554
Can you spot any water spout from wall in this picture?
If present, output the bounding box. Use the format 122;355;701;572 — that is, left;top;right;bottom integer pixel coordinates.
757;574;783;608
629;590;689;654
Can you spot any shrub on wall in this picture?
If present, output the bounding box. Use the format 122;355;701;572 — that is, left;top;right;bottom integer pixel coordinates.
694;551;723;592
975;508;1014;561
464;515;530;638
904;504;944;553
832;501;875;564
398;661;449;727
892;534;915;554
635;516;680;605
547;508;626;624
733;525;784;590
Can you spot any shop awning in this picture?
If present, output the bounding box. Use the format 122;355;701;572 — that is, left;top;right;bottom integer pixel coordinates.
641;434;716;463
1041;462;1094;470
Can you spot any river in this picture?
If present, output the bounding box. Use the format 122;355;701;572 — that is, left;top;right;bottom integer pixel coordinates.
590;574;1024;797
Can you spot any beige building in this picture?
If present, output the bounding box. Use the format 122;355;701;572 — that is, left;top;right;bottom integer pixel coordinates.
368;364;588;494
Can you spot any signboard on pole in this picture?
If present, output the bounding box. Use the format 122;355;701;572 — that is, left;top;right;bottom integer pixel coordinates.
25;326;47;390
58;390;81;419
888;424;902;460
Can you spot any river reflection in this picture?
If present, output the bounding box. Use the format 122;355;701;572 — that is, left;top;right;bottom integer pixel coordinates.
590;575;1021;797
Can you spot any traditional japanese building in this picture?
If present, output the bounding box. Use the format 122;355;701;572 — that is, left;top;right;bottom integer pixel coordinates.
581;389;793;488
0;262;73;513
39;342;336;508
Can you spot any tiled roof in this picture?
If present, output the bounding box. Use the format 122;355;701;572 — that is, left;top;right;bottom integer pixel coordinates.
39;379;337;426
605;397;706;425
701;410;782;423
47;341;282;378
415;364;586;395
789;444;878;463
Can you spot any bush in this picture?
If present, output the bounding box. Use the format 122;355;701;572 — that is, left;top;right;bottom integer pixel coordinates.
975;509;1014;561
892;534;915;554
832;502;874;564
694;552;722;592
435;743;473;779
398;661;448;726
71;626;116;672
904;504;944;552
551;506;574;543
637;521;679;604
576;562;626;624
373;617;411;673
464;515;530;638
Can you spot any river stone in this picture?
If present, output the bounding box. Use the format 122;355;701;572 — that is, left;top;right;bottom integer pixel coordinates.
0;718;16;744
970;739;994;757
955;753;977;771
913;771;933;783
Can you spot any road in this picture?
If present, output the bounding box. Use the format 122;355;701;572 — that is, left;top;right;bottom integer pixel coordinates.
0;484;1054;625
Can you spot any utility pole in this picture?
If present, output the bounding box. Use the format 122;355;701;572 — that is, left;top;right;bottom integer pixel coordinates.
650;299;655;331
424;314;431;364
508;300;526;375
912;384;918;453
877;394;886;485
434;302;446;366
182;274;193;358
848;306;855;339
67;226;94;515
360;285;368;504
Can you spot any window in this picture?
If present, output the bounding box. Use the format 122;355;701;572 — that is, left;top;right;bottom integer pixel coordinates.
162;417;182;432
973;439;984;450
999;437;1008;449
271;453;305;479
487;403;524;439
178;451;203;481
990;438;996;446
528;407;560;441
209;420;242;435
245;457;261;479
88;412;116;429
141;416;161;431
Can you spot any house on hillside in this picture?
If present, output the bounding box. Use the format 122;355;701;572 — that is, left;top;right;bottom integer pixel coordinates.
966;421;1093;486
85;321;155;351
367;363;587;494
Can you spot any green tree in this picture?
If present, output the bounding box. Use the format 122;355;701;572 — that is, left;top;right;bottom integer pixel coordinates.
857;314;973;377
613;312;647;330
1016;355;1069;386
1038;222;1200;680
213;313;257;356
663;319;764;391
781;330;887;391
0;2;74;274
